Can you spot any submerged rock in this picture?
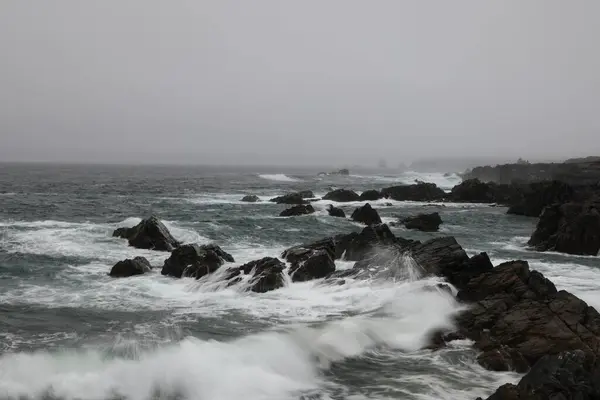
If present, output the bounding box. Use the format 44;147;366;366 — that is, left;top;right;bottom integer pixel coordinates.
528;197;600;255
279;204;315;217
327;204;346;218
241;194;260;202
402;212;442;232
161;243;234;279
351;203;382;225
109;256;152;277
358;189;382;201
269;192;311;204
380;183;445;202
323;189;360;202
112;216;180;251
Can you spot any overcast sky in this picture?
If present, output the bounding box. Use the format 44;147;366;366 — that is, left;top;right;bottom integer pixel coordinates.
1;1;599;166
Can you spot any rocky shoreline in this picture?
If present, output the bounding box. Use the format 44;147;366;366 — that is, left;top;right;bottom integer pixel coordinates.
108;176;600;399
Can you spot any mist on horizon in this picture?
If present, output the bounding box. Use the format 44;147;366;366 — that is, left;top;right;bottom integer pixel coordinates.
1;1;599;167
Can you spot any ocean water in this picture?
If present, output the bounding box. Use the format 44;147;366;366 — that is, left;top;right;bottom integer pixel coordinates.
0;164;598;400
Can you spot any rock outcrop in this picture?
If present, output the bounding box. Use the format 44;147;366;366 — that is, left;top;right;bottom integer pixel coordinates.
455;260;600;371
464;159;600;186
279;204;315;217
241;195;260;202
480;350;600;400
327;204;346;218
323;189;360;202
359;189;382;201
528;197;600;255
402;212;442;232
351;203;382;225
380;183;445;202
507;180;574;217
109;256;152;277
450;179;500;203
161;243;234;279
112;216;180;251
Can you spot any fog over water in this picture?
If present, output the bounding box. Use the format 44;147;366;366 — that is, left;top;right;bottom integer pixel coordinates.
1;1;599;166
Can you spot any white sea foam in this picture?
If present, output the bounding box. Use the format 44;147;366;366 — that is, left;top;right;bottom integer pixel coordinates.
258;174;301;182
0;218;206;262
0;282;471;400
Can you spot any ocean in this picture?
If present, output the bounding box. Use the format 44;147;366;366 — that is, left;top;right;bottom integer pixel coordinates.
1;163;598;400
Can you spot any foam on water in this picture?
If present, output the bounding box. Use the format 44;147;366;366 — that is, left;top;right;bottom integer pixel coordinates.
0;283;469;400
258;174;302;182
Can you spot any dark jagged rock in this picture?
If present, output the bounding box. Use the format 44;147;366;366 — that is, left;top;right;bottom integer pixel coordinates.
450;179;498;203
455;260;600;370
112;216;180;251
480;350;600;400
351;203;382;225
340;224;404;261
402;212;442;232
279;204;315;217
237;257;286;293
109;256;152;277
241;195;260;202
464;159;600;185
161;243;234;279
282;224;403;265
507;180;574;217
528;197;600;255
359;189;382;201
477;346;529;373
323;189;360;202
450;179;522;205
380;183;445;202
269;192;311;204
282;237;337;263
327;204;346;218
289;249;336;282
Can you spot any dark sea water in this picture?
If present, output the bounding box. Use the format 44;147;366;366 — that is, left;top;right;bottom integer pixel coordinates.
1;163;599;400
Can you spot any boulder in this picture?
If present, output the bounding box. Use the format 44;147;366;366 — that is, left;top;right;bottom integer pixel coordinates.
161;243;234;279
109;256;152;277
112;216;180;251
351;203;382;225
327;204;346;218
480;350;600;400
507;180;574;217
238;257;286;293
289;249;336;282
323;189;360;202
282;238;336;264
359;189;382;201
279;204;315;217
528;197;600;255
241;195;260;202
380;183;445;202
401;212;442;232
269;192;309;204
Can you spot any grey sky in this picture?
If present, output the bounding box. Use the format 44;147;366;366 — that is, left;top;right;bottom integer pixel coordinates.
1;1;599;166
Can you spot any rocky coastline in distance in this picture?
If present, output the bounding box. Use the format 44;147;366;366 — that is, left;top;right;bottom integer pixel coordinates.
108;167;600;399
